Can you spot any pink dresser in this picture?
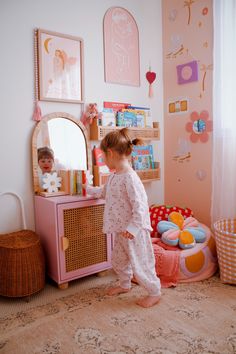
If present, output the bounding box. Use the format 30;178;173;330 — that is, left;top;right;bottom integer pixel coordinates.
34;195;112;288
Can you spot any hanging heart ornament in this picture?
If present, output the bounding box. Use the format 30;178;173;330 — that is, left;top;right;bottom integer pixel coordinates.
146;71;156;84
146;68;157;98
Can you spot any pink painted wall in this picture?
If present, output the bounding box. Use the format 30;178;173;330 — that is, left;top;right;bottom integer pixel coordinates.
162;0;213;226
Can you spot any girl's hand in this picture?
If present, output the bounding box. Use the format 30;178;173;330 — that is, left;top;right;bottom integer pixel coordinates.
121;231;134;240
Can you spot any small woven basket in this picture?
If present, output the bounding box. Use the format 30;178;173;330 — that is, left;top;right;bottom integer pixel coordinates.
0;192;45;297
213;219;236;285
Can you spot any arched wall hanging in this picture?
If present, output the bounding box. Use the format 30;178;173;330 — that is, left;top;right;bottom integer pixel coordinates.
103;7;140;86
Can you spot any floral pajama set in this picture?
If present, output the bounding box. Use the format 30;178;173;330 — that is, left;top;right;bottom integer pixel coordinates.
86;169;161;296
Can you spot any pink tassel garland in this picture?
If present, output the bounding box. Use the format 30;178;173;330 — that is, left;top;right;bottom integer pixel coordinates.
32;102;42;121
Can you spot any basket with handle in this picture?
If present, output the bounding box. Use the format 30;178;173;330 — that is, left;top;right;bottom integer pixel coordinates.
0;192;45;297
213;218;236;285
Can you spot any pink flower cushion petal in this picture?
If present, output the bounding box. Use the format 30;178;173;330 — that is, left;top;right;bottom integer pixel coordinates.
161;229;180;246
183;217;199;228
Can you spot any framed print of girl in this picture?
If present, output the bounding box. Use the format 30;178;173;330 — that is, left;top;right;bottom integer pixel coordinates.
37;29;84;103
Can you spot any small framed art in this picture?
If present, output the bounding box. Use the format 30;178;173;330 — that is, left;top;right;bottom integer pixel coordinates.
176;60;198;85
37;29;84;103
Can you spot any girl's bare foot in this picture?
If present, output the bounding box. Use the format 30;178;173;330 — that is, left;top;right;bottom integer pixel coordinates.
106;286;130;296
136;295;161;308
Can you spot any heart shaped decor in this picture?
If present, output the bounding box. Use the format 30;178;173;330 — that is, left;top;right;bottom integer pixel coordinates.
146;71;156;84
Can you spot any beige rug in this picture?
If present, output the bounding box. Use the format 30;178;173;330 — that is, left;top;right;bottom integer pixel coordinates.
0;272;236;354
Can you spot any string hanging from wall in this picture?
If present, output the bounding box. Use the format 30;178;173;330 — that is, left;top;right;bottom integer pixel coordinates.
33;29;42;121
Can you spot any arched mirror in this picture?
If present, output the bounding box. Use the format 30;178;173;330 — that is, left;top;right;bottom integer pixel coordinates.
32;112;91;196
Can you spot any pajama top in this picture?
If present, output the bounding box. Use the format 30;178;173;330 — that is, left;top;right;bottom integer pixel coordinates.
86;169;152;237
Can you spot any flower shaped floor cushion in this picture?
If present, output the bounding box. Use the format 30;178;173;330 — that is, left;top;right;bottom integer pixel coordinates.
149;205;193;238
157;212;206;249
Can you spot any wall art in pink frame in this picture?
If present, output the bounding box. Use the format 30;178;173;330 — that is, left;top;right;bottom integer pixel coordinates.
103;7;140;86
37;29;84;103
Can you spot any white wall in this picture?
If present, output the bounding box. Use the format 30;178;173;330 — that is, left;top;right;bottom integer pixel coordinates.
0;0;164;233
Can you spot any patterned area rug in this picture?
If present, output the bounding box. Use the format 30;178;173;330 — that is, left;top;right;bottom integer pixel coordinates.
0;273;236;354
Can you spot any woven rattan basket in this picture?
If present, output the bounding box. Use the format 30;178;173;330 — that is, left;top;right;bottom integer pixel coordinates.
0;192;45;297
214;219;236;285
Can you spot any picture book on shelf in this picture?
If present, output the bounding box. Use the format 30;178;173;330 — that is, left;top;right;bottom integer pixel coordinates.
116;111;137;127
122;108;146;128
131;145;154;170
128;106;153;128
101;108;116;126
93;147;105;166
103;101;130;112
93;147;111;174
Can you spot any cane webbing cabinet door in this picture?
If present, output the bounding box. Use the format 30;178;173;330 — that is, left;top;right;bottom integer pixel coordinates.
34;195;112;287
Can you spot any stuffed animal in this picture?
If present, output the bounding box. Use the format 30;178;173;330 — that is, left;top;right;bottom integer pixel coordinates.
81;103;101;125
149;204;193;237
157;211;206;249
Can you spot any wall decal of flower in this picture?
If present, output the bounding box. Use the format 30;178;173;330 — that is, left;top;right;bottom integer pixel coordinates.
202;7;208;16
42;172;62;193
185;110;213;143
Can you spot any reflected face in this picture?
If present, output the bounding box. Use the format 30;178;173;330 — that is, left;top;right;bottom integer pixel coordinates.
38;158;54;174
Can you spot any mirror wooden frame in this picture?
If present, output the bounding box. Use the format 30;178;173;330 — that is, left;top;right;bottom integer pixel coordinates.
32;112;92;195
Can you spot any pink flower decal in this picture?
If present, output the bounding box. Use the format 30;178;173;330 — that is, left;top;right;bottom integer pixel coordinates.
202;7;208;16
185;110;213;143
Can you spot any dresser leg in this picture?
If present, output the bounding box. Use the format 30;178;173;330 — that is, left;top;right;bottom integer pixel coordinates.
58;282;69;290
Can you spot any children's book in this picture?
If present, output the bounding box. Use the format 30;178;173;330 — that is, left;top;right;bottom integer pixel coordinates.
101;108;116;126
122;109;146;128
128;106;152;127
93;147;110;173
93;147;105;166
116;111;137;127
103;101;130;112
131;145;154;170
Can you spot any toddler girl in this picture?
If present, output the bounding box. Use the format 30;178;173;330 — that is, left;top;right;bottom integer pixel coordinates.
85;128;161;308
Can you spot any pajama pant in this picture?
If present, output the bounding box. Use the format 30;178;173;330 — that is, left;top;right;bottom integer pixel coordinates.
112;229;161;296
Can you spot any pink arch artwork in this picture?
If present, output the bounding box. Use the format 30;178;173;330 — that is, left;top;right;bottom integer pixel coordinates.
103;7;140;86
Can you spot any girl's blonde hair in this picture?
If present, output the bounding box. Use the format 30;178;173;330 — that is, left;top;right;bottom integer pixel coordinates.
100;128;143;156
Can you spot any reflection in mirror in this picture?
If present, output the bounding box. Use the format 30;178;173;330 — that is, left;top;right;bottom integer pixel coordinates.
192;119;206;134
32;112;91;195
37;118;87;171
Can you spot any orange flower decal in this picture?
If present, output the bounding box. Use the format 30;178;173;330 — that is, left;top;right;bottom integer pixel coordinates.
186;110;213;143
